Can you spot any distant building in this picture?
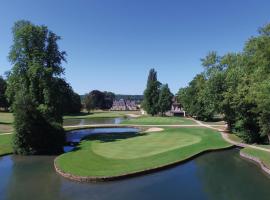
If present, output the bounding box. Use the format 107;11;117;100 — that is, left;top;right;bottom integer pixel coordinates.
110;99;138;111
170;96;185;116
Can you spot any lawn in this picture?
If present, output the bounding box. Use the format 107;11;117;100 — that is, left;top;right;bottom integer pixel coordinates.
121;116;196;125
241;147;270;169
0;134;13;156
55;127;231;177
255;144;270;149
227;133;242;143
64;110;141;120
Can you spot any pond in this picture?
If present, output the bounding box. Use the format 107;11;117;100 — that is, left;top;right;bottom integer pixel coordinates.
1;149;270;200
63;117;125;126
1;125;270;200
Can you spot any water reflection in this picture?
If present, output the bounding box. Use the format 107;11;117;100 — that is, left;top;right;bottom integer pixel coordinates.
1;149;270;200
63;117;125;126
195;149;270;200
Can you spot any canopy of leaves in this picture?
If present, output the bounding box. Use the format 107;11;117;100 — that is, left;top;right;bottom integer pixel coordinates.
84;90;115;112
158;84;173;115
0;76;9;110
7;20;66;154
178;23;270;144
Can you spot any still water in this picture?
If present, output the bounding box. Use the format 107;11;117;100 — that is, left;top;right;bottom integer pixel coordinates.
63;117;124;126
1;149;270;200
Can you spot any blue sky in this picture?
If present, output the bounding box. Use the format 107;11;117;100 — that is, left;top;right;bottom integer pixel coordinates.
0;0;270;95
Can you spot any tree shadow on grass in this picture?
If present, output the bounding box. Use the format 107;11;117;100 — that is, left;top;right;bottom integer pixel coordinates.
83;132;148;143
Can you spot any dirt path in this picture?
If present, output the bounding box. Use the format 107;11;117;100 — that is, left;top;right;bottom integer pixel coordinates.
0;132;13;136
191;118;270;153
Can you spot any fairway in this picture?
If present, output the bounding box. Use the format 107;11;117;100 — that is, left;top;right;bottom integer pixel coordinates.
121;116;196;125
55;127;231;178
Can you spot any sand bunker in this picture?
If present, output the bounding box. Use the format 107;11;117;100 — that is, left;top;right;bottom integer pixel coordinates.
144;127;164;133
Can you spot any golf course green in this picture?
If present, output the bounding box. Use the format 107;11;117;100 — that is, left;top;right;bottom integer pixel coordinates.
55;127;231;179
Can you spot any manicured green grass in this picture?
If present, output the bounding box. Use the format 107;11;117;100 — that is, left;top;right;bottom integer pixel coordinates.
121;116;196;125
64;111;141;120
0;134;13;156
92;130;201;159
56;127;231;177
227;133;242;143
241;147;270;169
255;144;270;149
201;121;226;125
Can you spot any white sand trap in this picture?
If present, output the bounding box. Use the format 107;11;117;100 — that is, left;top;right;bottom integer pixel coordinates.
126;114;141;118
144;127;164;133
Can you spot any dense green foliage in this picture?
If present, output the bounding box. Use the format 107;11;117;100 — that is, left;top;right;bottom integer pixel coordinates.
6;20;66;154
0;76;9;110
56;127;231;177
54;78;81;114
142;69;160;115
84;90;115;112
158;84;173;115
142;69;174;116
178;24;270;144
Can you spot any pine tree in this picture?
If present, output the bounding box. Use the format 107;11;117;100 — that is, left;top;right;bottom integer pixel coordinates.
158;84;173;116
142;69;160;116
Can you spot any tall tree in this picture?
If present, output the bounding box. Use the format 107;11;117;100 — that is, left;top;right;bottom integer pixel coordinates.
84;90;105;112
7;20;66;154
178;23;270;144
142;69;160;116
158;84;173;116
0;76;9;110
103;91;115;109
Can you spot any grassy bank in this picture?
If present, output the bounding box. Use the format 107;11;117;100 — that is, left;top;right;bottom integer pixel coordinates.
121;116;196;125
55;127;231;177
0;134;13;156
241;147;270;169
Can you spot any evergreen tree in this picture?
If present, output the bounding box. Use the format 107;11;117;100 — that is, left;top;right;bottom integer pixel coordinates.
0;76;9;110
142;69;160;116
7;20;66;154
158;84;173;116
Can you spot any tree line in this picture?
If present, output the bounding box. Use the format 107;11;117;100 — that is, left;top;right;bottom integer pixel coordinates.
142;69;173;116
178;24;270;144
84;90;115;113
